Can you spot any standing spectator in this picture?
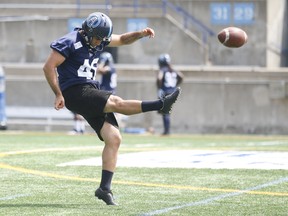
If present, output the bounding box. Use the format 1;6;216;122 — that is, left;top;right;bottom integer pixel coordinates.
157;54;184;135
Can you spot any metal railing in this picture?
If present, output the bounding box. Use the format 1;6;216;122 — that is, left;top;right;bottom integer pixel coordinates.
101;0;215;38
0;0;215;37
97;0;215;63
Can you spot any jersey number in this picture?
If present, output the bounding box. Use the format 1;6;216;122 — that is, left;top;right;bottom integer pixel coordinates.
77;58;99;80
164;72;177;88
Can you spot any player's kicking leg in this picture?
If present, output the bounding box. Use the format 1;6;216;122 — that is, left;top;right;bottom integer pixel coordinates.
104;87;181;115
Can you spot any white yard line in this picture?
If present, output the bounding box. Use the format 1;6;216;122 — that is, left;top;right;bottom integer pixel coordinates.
0;194;30;201
140;177;288;216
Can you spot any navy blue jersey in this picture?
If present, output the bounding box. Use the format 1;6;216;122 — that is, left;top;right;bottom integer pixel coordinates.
50;29;110;91
159;66;180;94
100;66;117;93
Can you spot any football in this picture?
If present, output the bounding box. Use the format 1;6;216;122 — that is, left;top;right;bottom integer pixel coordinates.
217;27;248;48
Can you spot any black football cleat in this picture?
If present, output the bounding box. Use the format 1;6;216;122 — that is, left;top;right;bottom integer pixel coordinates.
159;87;181;114
95;188;118;205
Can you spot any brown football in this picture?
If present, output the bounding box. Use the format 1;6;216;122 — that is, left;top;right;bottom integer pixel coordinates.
217;27;248;48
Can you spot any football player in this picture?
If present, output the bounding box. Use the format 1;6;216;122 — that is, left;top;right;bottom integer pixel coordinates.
97;52;117;94
43;12;181;205
157;54;184;135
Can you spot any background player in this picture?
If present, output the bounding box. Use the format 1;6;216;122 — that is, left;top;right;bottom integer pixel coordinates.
43;12;181;205
157;53;184;135
97;51;128;128
97;52;117;94
69;112;86;135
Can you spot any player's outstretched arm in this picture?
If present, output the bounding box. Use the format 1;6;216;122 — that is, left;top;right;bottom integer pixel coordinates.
109;27;155;47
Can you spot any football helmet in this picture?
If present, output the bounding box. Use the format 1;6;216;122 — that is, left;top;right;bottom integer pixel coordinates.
82;12;113;40
158;54;171;67
100;52;114;65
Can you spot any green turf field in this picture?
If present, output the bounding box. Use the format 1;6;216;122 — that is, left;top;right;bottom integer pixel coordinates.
1;132;288;216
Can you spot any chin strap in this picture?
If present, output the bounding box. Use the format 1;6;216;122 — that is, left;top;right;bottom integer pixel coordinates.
79;29;106;53
84;34;104;53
